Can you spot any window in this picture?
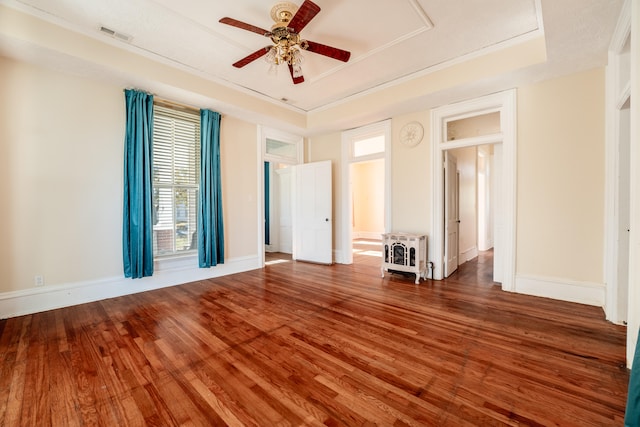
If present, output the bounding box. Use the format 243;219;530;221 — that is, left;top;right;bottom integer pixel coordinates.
446;111;500;141
266;138;298;160
352;135;385;158
152;105;200;256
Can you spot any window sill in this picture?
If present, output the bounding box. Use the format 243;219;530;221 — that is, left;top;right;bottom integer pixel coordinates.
155;252;198;272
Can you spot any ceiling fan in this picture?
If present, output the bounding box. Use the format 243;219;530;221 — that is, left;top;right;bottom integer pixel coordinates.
219;0;351;84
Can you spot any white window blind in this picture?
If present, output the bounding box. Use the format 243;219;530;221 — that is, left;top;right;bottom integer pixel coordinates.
152;104;200;256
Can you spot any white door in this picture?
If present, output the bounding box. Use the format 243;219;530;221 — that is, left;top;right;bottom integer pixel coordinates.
293;160;332;264
616;106;631;322
444;152;459;277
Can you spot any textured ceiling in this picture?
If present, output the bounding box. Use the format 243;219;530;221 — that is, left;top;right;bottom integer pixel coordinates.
0;0;625;132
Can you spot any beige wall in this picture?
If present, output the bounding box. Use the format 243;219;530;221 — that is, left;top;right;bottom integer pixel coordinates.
0;56;124;291
220;116;259;259
0;4;306;134
307;37;547;131
391;113;431;235
352;160;384;235
308;68;605;288
307;113;431;259
517;68;605;283
0;50;608;309
0;56;258;293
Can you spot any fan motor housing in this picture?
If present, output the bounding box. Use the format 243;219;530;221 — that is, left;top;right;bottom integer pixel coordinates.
270;2;297;24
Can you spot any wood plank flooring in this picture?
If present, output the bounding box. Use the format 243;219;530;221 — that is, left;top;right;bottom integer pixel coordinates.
0;242;629;426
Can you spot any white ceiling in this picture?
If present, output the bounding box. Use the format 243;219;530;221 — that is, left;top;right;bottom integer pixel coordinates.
0;0;625;133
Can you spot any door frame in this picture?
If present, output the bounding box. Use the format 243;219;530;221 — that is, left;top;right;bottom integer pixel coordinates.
604;0;640;368
604;0;631;325
430;89;517;292
443;152;460;277
340;119;392;264
257;126;303;267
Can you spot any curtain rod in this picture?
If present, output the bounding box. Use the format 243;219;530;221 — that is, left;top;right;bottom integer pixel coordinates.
124;89;222;117
154;97;224;118
154;97;201;115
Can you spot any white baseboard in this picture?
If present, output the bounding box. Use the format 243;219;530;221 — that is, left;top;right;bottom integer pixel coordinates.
515;274;605;307
353;231;384;240
265;245;292;254
459;247;478;265
0;255;260;319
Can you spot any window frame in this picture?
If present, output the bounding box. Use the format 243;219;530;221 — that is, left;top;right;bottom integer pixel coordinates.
152;103;201;258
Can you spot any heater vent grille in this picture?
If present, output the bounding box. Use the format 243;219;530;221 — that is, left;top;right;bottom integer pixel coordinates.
99;26;132;42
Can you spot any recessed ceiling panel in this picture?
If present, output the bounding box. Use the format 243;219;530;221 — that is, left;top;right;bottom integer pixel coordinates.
2;0;621;119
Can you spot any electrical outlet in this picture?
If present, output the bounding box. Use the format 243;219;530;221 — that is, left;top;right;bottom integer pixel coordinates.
34;275;44;287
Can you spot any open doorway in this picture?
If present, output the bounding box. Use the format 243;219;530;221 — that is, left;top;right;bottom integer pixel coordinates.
443;144;496;279
340;120;391;265
351;159;385;263
264;161;294;264
259;127;302;266
431;90;516;291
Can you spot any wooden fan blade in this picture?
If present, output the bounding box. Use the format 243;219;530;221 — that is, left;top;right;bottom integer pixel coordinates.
288;0;321;33
233;47;270;68
288;64;305;84
305;40;351;62
219;17;270;37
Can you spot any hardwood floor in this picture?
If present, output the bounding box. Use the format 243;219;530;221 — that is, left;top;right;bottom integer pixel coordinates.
0;244;629;426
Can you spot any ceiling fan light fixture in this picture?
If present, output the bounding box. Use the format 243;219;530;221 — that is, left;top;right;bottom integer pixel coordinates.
265;46;279;65
291;49;304;78
265;36;307;69
263;4;308;71
220;0;350;84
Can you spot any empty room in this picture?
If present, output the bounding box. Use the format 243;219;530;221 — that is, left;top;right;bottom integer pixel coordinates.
1;0;639;425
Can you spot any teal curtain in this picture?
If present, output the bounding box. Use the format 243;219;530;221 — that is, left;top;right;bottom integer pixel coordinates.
626;329;640;426
198;109;224;268
122;89;154;278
